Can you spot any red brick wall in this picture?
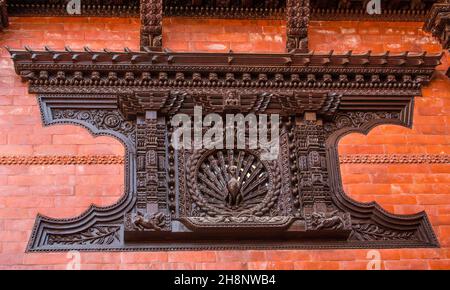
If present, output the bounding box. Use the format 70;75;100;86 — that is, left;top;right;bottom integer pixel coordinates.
0;17;449;270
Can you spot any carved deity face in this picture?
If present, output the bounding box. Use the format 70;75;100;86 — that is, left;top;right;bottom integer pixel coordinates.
39;71;49;80
74;71;83;80
125;72;134;81
141;72;151;80
108;72;118;81
275;74;284;82
56;71;65;80
91;71;100;80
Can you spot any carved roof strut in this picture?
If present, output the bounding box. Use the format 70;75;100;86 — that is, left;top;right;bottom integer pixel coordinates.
424;0;450;77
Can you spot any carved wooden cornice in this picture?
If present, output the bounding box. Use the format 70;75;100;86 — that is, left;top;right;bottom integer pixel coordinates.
8;47;441;251
5;0;440;22
6;0;140;17
312;0;439;22
9;48;441;93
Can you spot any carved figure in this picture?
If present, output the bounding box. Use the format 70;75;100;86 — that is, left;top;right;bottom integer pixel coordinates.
225;165;243;208
311;210;346;230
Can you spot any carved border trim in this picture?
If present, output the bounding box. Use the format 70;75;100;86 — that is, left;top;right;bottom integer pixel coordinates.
340;154;450;164
1;154;448;165
0;155;125;165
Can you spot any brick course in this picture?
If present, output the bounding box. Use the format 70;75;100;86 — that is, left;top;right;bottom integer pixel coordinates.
0;17;449;269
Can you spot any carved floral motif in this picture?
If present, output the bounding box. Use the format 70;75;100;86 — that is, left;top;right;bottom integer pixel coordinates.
52;109;136;142
350;224;418;241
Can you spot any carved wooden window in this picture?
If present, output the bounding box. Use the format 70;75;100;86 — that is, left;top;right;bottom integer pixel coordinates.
3;0;444;251
9;47;440;251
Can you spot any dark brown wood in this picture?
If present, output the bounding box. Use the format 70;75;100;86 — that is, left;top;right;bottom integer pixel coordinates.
7;0;140;17
424;0;450;49
0;0;8;31
5;0;440;21
286;0;309;52
140;0;163;50
424;0;450;77
311;0;438;21
8;47;440;251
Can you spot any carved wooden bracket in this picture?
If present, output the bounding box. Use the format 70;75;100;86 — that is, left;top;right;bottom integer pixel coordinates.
9;47;441;251
424;0;450;77
425;0;450;49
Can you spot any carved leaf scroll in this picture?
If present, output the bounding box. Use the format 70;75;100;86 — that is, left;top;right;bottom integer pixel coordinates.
350;224;418;242
47;226;121;246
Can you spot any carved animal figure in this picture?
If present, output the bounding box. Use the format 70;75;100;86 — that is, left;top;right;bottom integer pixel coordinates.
225;166;243;208
311;210;346;230
133;211;166;231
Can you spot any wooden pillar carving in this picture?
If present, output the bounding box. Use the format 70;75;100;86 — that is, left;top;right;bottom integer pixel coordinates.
286;0;310;52
140;0;163;50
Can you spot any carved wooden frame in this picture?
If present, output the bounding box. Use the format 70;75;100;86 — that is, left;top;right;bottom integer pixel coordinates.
8;47;441;251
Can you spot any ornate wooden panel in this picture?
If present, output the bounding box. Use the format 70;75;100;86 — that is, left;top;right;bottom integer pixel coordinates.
8;47;441;251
